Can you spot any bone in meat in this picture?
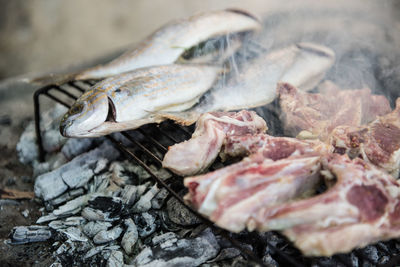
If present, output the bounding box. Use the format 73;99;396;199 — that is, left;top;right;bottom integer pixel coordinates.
330;98;400;176
249;154;400;256
184;134;326;232
278;82;391;141
162;110;267;176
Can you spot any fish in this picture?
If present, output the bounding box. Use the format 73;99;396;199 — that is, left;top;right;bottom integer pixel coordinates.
32;9;261;85
159;42;336;125
60;64;221;137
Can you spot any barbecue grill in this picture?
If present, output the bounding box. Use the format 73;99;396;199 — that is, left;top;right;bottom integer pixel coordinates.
32;80;400;267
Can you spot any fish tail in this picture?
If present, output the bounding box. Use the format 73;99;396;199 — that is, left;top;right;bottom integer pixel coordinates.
29;72;79;86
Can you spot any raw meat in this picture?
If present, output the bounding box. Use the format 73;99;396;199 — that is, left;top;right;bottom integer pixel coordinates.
162;110;267;176
249;154;400;256
278;82;391;141
330;98;400;177
184;134;327;232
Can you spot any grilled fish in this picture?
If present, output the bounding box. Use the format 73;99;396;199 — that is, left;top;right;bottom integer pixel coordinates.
33;9;260;85
160;42;335;125
60;64;220;137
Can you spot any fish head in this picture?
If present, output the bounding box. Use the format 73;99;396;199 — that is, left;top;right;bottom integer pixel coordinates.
60;90;109;137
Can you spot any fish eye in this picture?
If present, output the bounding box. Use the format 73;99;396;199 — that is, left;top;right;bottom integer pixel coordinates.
69;103;84;116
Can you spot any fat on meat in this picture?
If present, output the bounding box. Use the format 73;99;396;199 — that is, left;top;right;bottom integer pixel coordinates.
162;110;267;176
330;98;400;177
220;133;331;160
278;82;391;141
184;134;326;232
249;154;400;256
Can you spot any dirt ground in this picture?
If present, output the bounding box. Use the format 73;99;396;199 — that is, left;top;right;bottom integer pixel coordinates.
0;127;54;265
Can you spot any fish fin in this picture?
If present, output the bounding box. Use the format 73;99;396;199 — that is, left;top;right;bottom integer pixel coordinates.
30;72;79;86
154;111;201;126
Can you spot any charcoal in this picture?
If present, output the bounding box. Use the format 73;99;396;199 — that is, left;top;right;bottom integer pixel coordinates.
121;218;138;255
10;225;53;244
262;254;279;267
61;138;98;160
84;245;106;259
152;232;177;246
0;199;20;206
136;182;151;198
133;228;219;267
149;164;172;180
6;176;16;186
88;196;124;218
89;173;112;193
134;212;159;238
158;210;182;232
49;188;85;206
121;185;138;206
16;104;67;165
94;158;110;175
21;209;29;218
166;197;201;226
35;142;119;201
83;221;112;238
53;194;98;217
359;245;379;264
132;184;160;213
207;248;241;263
93;225;123;244
106;250;124;267
49;217;86;230
37;213;58;224
59;227;88;242
151;188;169;209
81;207;119;222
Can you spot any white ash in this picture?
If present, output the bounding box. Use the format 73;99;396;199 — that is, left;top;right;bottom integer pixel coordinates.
151;188;169;209
61;137;99;160
16;104;67;165
121;185;138;206
21;209;29;218
15;119;280;266
134;212;159;238
93;225;123;244
131;184;160;212
132;228;220;267
49;188;85;206
34;142;120;201
106;250;124;267
121;218;139;255
83;221;112;238
59;227;88;242
9;225;53;244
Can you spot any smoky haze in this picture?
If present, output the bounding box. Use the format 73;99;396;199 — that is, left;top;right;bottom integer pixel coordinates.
218;0;400;106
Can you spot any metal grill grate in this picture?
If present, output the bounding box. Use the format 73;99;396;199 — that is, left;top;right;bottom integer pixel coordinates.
33;81;400;267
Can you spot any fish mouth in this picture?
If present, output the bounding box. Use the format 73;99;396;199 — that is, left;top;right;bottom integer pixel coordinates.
61;97;117;138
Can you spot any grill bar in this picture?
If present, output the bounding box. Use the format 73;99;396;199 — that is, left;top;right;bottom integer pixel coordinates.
33;81;399;267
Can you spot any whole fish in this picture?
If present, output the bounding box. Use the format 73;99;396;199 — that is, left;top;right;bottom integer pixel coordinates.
60;64;220;137
33;9;260;84
160;42;335;125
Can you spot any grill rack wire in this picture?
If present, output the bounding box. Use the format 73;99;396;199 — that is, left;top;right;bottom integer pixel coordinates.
33;80;400;267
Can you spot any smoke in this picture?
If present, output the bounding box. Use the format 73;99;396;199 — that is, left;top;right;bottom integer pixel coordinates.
229;0;400;103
